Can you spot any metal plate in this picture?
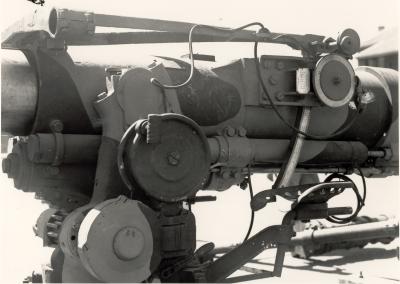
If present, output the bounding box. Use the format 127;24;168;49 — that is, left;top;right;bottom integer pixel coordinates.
313;54;355;108
127;114;211;202
77;196;160;283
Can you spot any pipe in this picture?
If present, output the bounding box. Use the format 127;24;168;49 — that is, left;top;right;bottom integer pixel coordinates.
291;219;399;245
207;138;368;168
211;219;399;255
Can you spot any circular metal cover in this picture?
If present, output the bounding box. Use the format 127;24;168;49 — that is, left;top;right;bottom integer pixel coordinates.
337;28;360;56
127;114;211;202
77;196;160;283
313;54;356;108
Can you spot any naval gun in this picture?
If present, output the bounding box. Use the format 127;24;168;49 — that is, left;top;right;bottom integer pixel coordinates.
1;7;398;283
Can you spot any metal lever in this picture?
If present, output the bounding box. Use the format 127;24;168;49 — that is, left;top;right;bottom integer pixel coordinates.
251;181;354;212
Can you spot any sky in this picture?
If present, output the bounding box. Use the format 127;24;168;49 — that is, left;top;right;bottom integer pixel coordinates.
1;0;399;39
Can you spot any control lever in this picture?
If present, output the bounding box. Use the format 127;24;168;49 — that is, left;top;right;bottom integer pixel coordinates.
251;181;354;212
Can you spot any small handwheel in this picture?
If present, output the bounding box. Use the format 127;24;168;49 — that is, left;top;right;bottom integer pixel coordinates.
337;28;360;56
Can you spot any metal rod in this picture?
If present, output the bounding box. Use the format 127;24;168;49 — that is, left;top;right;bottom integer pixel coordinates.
275;107;312;188
248;167;351;174
291;219;399;245
42;8;324;46
211;219;399;255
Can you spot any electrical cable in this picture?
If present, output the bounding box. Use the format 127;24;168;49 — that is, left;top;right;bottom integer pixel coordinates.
243;165;255;242
357;167;367;206
324;172;366;224
253;39;362;141
150;22;265;89
152;21;362;141
152;21;363;140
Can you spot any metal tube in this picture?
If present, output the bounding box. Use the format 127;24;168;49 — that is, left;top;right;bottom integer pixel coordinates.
49;8;323;46
1;50;38;135
211;219;398;255
275;107;311;188
291;219;399;245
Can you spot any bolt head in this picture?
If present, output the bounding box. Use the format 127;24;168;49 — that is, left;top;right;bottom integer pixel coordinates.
226;127;236;137
50;120;64;133
238;127;247;137
167;151;180;166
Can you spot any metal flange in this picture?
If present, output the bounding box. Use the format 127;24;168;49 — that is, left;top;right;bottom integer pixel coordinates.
313;54;356;108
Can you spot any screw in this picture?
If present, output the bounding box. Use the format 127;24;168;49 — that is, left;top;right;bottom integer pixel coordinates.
237;127;247;137
167;151;180;166
225;126;236;137
50;120;63;133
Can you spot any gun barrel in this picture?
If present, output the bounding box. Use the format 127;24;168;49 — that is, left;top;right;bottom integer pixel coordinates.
1;50;38;135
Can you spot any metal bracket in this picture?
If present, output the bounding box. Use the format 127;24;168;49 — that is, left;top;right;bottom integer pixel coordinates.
251;181;354;212
205;181;354;282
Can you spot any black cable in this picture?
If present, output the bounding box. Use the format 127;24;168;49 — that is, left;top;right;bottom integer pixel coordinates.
151;22;265;89
254;40;362;141
152;22;362;140
324;173;366;224
243;166;255;242
357;167;367;206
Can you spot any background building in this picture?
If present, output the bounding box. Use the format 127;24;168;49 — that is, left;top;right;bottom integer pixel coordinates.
357;27;398;70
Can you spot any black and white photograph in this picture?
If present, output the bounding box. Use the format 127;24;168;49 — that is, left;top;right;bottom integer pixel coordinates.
0;0;398;283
